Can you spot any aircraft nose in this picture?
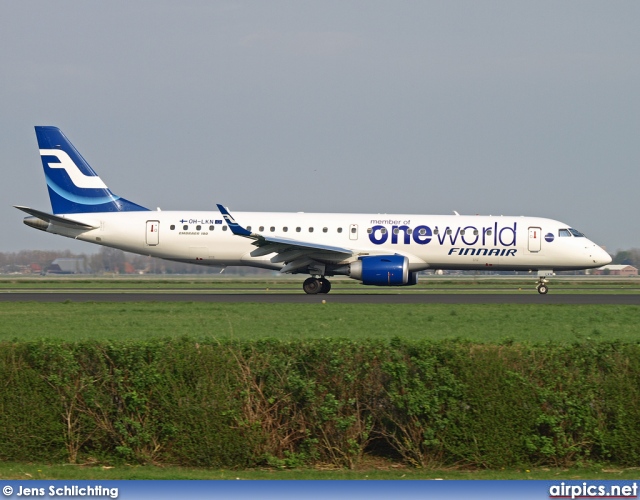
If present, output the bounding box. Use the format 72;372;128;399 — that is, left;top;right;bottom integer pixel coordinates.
590;244;612;266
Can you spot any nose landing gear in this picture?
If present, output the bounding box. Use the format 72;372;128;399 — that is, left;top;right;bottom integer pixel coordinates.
536;281;549;294
535;270;553;294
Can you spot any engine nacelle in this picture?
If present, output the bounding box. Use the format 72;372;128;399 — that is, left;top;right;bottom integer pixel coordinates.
349;255;417;286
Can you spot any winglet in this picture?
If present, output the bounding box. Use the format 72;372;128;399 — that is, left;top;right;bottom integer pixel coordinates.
216;204;253;237
215;203;353;256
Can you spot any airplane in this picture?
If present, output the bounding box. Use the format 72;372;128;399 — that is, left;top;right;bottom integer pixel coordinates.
15;126;612;294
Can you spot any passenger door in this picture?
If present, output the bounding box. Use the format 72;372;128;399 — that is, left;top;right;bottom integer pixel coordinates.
146;220;159;246
528;226;541;252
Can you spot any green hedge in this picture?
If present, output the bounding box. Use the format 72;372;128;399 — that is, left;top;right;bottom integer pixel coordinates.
1;338;640;468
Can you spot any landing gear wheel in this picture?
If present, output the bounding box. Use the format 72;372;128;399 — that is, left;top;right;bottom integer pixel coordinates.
303;277;321;294
319;278;332;294
537;284;549;295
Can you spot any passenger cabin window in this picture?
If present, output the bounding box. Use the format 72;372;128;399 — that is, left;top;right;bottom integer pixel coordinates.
323;227;328;233
259;226;264;232
296;227;301;232
486;229;493;236
419;228;427;236
246;226;251;231
460;229;465;235
367;228;373;234
170;225;175;230
196;225;201;231
569;228;585;237
209;225;214;231
473;229;479;236
393;228;399;235
559;229;571;237
270;226;275;232
337;228;343;233
434;229;439;235
283;227;288;232
309;227;314;233
446;229;452;235
223;226;228;231
183;225;188;230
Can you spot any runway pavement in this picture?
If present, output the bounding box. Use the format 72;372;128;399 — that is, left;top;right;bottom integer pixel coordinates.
0;292;639;304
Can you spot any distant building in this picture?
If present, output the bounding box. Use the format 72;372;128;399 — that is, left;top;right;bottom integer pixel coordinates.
591;265;638;276
47;258;89;274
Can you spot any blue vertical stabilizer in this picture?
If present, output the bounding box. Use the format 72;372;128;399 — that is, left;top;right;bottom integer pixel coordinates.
35;126;149;214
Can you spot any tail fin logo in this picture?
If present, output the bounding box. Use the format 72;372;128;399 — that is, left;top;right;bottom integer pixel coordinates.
222;213;236;224
40;149;108;190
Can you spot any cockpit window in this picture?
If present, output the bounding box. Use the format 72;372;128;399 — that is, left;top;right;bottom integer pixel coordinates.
558;229;571;237
568;228;585;237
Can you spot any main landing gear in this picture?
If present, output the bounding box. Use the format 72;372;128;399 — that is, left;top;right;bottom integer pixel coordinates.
303;277;332;294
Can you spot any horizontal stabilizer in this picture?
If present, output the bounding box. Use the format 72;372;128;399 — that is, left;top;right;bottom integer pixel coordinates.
14;206;98;230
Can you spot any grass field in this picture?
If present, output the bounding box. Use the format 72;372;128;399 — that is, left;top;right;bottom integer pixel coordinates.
1;302;639;343
1;462;639;480
2;279;640;480
1;275;639;294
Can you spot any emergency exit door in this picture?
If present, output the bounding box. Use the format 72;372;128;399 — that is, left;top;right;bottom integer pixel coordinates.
528;226;541;252
146;220;159;246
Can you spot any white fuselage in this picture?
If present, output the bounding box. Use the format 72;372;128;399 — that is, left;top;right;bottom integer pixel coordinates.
42;210;611;274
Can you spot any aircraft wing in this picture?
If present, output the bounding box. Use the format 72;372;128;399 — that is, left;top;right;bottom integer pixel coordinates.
14;206;98;230
217;204;353;272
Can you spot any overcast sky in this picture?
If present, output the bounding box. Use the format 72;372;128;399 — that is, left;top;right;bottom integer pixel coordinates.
1;1;638;254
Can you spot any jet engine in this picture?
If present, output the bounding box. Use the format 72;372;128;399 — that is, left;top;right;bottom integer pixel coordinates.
348;255;418;286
